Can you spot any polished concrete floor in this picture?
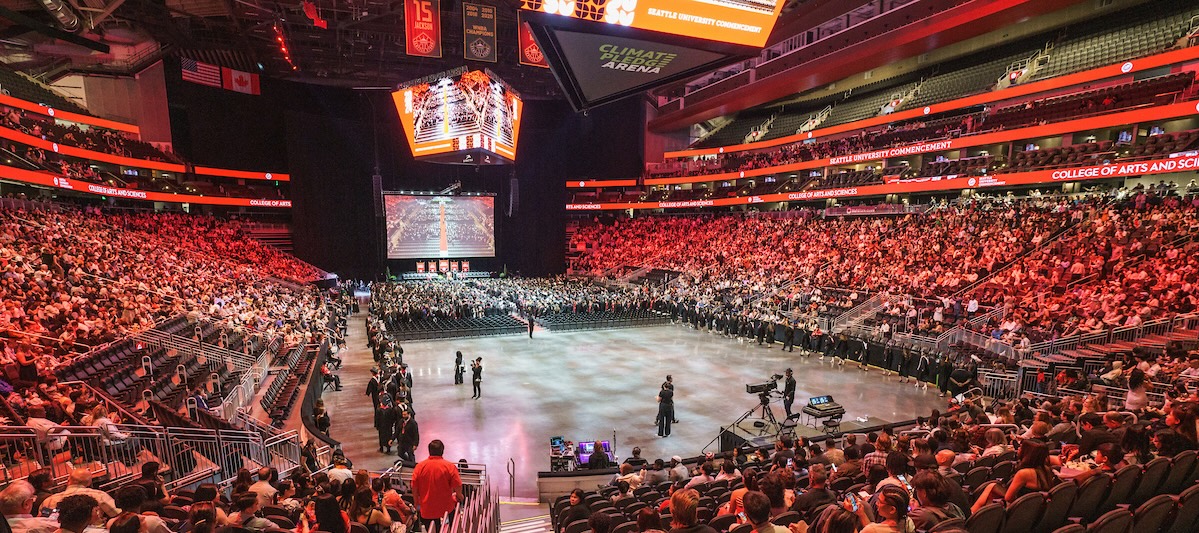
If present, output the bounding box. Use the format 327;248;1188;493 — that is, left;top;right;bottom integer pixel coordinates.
317;317;944;499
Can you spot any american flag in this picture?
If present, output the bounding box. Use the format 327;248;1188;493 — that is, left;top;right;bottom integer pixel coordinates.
181;58;222;87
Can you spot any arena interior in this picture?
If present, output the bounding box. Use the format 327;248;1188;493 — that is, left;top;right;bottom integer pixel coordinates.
3;1;1199;533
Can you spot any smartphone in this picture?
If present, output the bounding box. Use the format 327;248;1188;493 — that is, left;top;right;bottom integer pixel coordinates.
831;463;838;473
845;493;858;512
737;512;747;522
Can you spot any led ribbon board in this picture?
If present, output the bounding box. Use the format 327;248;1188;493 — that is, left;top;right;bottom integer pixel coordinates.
520;0;785;48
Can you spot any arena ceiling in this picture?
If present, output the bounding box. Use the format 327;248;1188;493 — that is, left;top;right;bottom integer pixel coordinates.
0;0;854;97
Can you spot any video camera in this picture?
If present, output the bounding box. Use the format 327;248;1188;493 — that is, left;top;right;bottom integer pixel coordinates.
746;380;777;395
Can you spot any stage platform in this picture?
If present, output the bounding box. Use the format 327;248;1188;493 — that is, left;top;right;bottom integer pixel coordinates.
317;321;944;499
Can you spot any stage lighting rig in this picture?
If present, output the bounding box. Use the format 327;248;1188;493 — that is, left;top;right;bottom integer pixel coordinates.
438;181;462;195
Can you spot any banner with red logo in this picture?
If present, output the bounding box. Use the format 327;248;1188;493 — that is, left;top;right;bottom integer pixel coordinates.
416;262;425;273
451;261;460;272
517;13;547;68
462;261;470;272
439;259;450;272
405;0;442;58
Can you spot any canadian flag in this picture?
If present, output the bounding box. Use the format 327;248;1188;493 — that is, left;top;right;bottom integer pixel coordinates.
221;67;261;95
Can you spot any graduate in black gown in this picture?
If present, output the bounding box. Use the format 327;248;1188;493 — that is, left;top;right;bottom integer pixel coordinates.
656;383;674;437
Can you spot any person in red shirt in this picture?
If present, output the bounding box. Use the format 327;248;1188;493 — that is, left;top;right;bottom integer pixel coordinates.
411;440;464;533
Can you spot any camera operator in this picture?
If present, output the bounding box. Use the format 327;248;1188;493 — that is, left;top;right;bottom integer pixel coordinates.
781;369;796;417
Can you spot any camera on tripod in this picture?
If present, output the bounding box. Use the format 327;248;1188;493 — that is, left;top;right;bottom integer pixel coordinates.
745;380;777;395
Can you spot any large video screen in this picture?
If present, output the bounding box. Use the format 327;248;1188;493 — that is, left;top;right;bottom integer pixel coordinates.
521;0;785;48
391;68;522;165
385;195;496;259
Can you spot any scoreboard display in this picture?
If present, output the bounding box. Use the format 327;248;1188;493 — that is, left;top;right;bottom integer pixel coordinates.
520;0;785;48
391;68;523;165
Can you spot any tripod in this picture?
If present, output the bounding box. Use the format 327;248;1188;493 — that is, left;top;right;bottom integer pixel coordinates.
735;392;781;436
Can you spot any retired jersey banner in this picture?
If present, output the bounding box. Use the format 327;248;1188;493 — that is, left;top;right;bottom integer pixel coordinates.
518;12;548;68
463;3;497;63
404;0;442;58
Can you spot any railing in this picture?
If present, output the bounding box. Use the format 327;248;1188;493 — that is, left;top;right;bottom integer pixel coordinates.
832;292;890;331
798;105;834;134
445;481;500;533
0;418;295;492
997;48;1046;90
220;348;271;420
947;326;1019;360
1026;312;1199;356
137;327;261;372
977;370;1020;401
263;429;304;477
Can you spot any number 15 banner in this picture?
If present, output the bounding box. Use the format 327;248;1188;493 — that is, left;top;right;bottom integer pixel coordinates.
405;0;442;58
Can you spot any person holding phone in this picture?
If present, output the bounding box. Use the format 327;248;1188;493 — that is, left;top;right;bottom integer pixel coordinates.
850;486;913;533
471;357;483;399
743;491;784;533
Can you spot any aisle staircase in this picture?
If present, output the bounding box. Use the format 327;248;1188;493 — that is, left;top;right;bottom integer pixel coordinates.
499;515;552;533
243;223;295;253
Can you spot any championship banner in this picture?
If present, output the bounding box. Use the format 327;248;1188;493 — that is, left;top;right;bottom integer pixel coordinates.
462;261;470;272
463;3;497;63
416;262;425;273
518;13;548;68
404;0;442;58
439;259;450;272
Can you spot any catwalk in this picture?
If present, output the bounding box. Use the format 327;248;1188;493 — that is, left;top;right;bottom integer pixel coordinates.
317;320;944;499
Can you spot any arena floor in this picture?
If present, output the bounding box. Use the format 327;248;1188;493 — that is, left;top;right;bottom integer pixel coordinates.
317;317;945;499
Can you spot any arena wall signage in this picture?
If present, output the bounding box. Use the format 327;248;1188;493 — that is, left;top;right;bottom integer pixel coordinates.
664;45;1199;158
564;152;1199;210
0;164;292;208
193;167;290;181
565;99;1199;188
554;31;725;103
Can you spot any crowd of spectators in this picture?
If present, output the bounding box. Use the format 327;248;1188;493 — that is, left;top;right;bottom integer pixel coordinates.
0;106;285;200
2;105;182;164
556;382;1199;533
970;188;1199;344
0;459;432;533
570;188;1199;352
0;204;328;382
647;72;1193;186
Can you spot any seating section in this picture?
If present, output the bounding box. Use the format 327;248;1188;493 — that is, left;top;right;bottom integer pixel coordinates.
533;309;669;332
372;277;660;339
0;205;327;381
813;169;882;190
551;447;1199;533
1126;129;1199;159
1002;141;1116;173
984;74;1195;131
916;155;994;178
1033;0;1199;81
0;65;91;115
260;345;314;425
905;46;1039;110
